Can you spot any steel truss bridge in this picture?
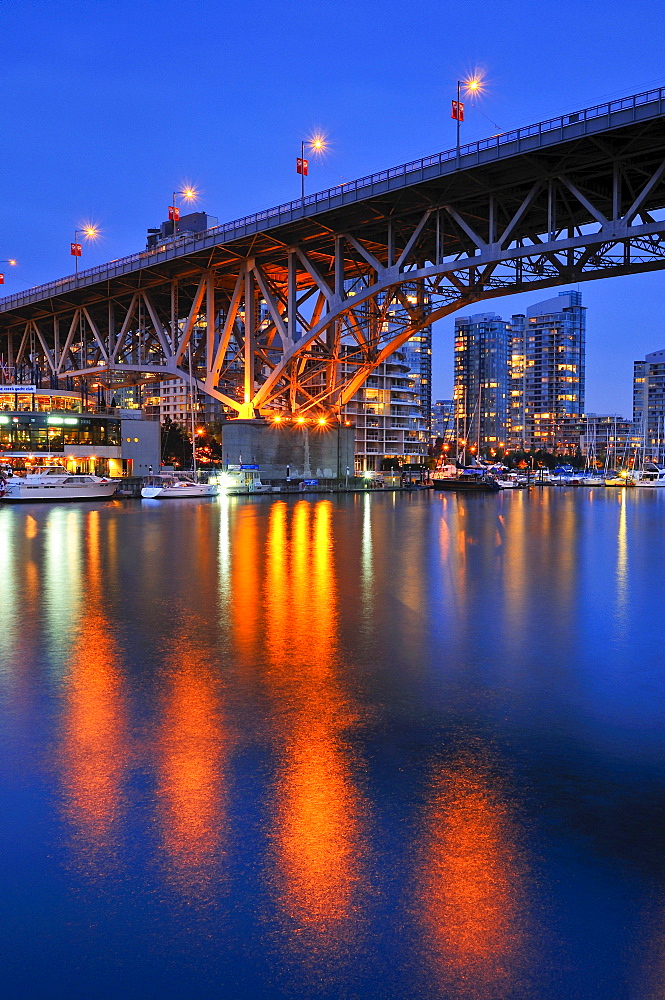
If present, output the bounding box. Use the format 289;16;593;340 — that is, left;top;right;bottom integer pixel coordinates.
2;88;665;419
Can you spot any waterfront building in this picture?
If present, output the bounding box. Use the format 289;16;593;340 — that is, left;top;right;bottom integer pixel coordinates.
342;352;428;472
0;385;159;475
509;291;586;451
633;348;665;461
158;377;229;426
397;291;432;436
340;281;429;470
579;413;642;465
453;311;510;452
431;399;455;443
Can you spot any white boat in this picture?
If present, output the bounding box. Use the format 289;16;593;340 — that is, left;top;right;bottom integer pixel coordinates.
212;467;273;495
141;474;218;498
495;476;519;489
0;465;117;502
635;463;665;487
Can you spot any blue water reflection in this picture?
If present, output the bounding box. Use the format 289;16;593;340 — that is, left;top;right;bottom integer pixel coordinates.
1;489;665;998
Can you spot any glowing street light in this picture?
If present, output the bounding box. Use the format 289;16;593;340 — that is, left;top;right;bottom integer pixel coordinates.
71;225;99;280
169;185;198;238
452;74;485;164
297;133;328;203
0;258;17;286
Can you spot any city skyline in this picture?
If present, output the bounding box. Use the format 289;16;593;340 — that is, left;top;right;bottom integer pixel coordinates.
2;1;665;417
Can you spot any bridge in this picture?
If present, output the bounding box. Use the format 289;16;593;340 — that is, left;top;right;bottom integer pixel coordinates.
2;87;665;419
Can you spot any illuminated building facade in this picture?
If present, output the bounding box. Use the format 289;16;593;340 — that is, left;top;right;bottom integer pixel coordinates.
400;321;432;435
509;291;586;451
389;285;432;434
454;312;510;451
158;377;229;426
579;414;641;463
633;348;665;461
431;399;455;444
0;386;159;475
341;281;429;470
343;354;427;472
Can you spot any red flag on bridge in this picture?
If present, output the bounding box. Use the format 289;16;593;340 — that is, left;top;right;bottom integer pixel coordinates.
70;243;82;257
296;157;309;176
0;274;4;285
451;100;464;122
168;205;180;221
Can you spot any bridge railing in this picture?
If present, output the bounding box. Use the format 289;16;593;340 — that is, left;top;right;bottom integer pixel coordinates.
1;87;664;312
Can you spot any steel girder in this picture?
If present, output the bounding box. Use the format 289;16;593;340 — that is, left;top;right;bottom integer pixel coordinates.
2;128;665;417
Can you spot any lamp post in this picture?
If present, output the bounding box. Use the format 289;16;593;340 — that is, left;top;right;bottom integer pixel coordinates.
71;226;99;282
0;258;17;286
297;134;327;202
453;75;483;165
169;186;198;239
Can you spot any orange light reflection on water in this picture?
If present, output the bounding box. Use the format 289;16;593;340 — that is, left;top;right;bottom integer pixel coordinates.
265;500;365;937
231;506;261;669
419;759;530;998
59;509;127;869
156;634;226;894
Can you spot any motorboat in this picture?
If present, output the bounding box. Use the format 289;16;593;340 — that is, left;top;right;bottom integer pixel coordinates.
604;472;636;487
432;468;500;493
431;463;460;483
495;476;519;489
550;465;578;485
141;474;218;498
635;463;665;487
487;465;518;488
212;467;274;495
0;465;117;502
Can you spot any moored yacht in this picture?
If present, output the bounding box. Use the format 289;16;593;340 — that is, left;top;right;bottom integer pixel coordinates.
432;467;500;492
635;462;665;487
141;474;218;498
0;465;117;502
212;466;273;495
604;471;636;486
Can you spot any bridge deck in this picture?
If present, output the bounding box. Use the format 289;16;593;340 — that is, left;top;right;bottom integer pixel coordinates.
1;87;665;320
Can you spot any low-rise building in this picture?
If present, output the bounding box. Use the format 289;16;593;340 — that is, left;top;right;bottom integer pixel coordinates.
0;385;159;476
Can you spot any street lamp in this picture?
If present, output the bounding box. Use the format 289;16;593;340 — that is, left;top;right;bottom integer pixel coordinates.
0;259;17;286
297;134;327;202
169;185;198;238
71;225;99;280
452;74;485;165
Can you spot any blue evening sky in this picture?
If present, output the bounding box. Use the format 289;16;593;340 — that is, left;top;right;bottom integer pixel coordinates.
2;0;664;414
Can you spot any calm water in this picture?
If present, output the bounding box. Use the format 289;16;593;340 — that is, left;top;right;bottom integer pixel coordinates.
1;489;664;999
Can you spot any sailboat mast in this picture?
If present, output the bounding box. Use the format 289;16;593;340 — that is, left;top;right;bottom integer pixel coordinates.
476;381;482;458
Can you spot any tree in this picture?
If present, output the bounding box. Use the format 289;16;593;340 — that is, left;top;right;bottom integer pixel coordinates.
161;417;190;468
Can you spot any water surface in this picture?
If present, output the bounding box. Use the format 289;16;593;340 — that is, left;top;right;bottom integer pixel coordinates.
1;489;664;999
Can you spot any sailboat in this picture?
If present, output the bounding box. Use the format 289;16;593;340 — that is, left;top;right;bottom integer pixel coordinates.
141;346;218;499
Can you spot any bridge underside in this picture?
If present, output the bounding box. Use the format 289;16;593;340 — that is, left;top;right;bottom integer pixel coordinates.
2;108;665;418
